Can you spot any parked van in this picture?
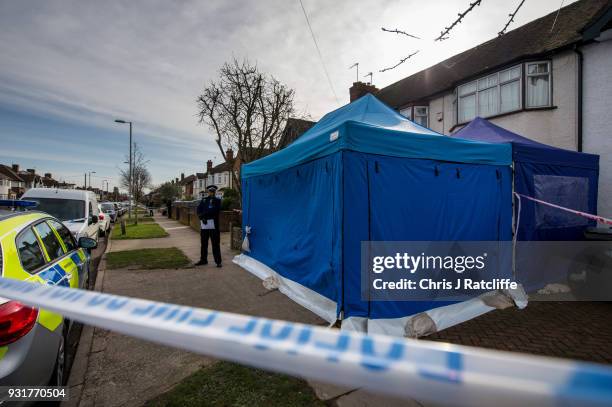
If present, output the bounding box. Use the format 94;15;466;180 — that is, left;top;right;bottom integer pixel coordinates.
21;188;100;242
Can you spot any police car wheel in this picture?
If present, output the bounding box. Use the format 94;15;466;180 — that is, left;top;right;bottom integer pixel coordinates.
50;329;66;386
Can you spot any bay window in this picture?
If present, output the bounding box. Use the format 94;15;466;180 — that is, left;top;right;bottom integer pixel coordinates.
457;64;523;123
458;81;477;123
499;65;521;112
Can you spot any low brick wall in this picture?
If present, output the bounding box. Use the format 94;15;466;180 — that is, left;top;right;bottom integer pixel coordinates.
171;200;239;233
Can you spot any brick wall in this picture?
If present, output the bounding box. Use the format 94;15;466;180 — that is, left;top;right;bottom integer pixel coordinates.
172;200;238;233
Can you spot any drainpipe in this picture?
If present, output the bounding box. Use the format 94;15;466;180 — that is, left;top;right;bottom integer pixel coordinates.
574;45;584;152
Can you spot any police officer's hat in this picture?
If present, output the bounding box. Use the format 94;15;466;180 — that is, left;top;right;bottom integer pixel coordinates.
206;185;218;192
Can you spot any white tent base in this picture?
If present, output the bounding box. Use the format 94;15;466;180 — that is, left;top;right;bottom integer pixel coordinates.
233;254;528;337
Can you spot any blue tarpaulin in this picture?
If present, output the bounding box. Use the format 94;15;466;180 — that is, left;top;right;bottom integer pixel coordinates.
453;117;600;241
453;118;600;292
242;95;511;179
240;96;513;324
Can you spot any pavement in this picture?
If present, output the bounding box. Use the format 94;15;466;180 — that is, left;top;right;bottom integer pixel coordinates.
66;214;327;407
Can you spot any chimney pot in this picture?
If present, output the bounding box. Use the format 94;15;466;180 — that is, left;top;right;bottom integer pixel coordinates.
207;160;213;173
11;164;19;172
44;173;52;178
27;169;35;174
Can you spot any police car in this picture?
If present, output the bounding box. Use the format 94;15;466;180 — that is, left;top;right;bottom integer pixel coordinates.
0;200;96;387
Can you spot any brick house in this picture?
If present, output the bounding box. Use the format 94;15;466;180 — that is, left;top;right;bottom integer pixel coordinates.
352;0;612;216
0;164;25;199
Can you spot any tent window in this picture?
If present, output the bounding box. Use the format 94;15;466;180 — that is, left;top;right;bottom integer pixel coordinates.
533;175;589;229
526;61;551;108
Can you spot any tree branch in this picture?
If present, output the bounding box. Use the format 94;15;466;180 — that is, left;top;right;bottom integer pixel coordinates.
498;0;526;36
434;0;482;41
381;27;421;40
379;51;420;73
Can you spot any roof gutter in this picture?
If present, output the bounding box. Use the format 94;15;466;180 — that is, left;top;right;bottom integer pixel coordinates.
574;44;583;152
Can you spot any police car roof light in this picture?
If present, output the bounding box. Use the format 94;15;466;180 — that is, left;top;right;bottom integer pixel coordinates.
0;200;39;208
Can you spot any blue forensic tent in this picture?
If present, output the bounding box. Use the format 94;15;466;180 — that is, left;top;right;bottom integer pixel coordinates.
453;118;600;293
453;118;600;241
235;95;515;335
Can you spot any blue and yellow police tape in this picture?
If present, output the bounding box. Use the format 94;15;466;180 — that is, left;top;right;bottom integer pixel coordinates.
0;277;610;406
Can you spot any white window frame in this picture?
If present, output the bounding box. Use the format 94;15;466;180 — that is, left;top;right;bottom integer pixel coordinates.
400;107;412;120
525;61;552;109
413;106;429;128
499;65;522;113
456;64;523;124
400;106;429;128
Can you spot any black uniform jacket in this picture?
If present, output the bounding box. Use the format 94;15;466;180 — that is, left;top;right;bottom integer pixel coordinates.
197;196;222;229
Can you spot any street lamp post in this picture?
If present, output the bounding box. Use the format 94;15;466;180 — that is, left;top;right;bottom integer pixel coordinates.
115;119;133;220
102;180;109;198
88;171;96;189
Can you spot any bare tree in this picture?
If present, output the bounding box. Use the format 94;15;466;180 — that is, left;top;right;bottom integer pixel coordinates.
197;58;296;199
119;143;152;225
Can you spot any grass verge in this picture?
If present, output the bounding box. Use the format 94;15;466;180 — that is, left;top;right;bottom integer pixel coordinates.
106;247;190;270
145;361;324;407
125;216;154;222
111;222;168;239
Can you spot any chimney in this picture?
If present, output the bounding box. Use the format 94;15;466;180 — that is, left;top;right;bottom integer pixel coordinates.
27;169;35;174
181;173;184;181
226;148;234;162
44;173;52;178
11;164;19;172
175;178;179;183
349;81;378;102
207;160;213;173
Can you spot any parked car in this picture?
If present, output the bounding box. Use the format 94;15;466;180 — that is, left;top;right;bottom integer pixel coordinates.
21;189;100;244
0;202;97;387
97;204;111;236
100;202;117;223
115;202;126;216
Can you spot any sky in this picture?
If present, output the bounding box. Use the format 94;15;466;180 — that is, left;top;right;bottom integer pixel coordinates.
0;0;575;192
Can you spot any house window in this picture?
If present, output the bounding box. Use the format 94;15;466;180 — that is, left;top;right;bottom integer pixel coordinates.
400;106;428;127
400;107;412;120
457;64;523;123
499;66;521;113
414;106;428;127
458;81;477;123
526;61;551;108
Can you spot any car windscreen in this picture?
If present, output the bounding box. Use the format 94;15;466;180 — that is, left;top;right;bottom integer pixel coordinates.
101;203;115;212
28;198;86;221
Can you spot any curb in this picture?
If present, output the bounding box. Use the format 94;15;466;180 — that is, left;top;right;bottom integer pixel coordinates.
62;234;112;407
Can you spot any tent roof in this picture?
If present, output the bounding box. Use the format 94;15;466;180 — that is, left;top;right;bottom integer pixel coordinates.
242;95;511;178
453;117;599;169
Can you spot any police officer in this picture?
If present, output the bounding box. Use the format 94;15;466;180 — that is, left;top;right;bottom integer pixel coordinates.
195;185;222;267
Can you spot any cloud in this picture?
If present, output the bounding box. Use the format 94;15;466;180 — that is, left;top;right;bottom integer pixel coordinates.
0;0;574;186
